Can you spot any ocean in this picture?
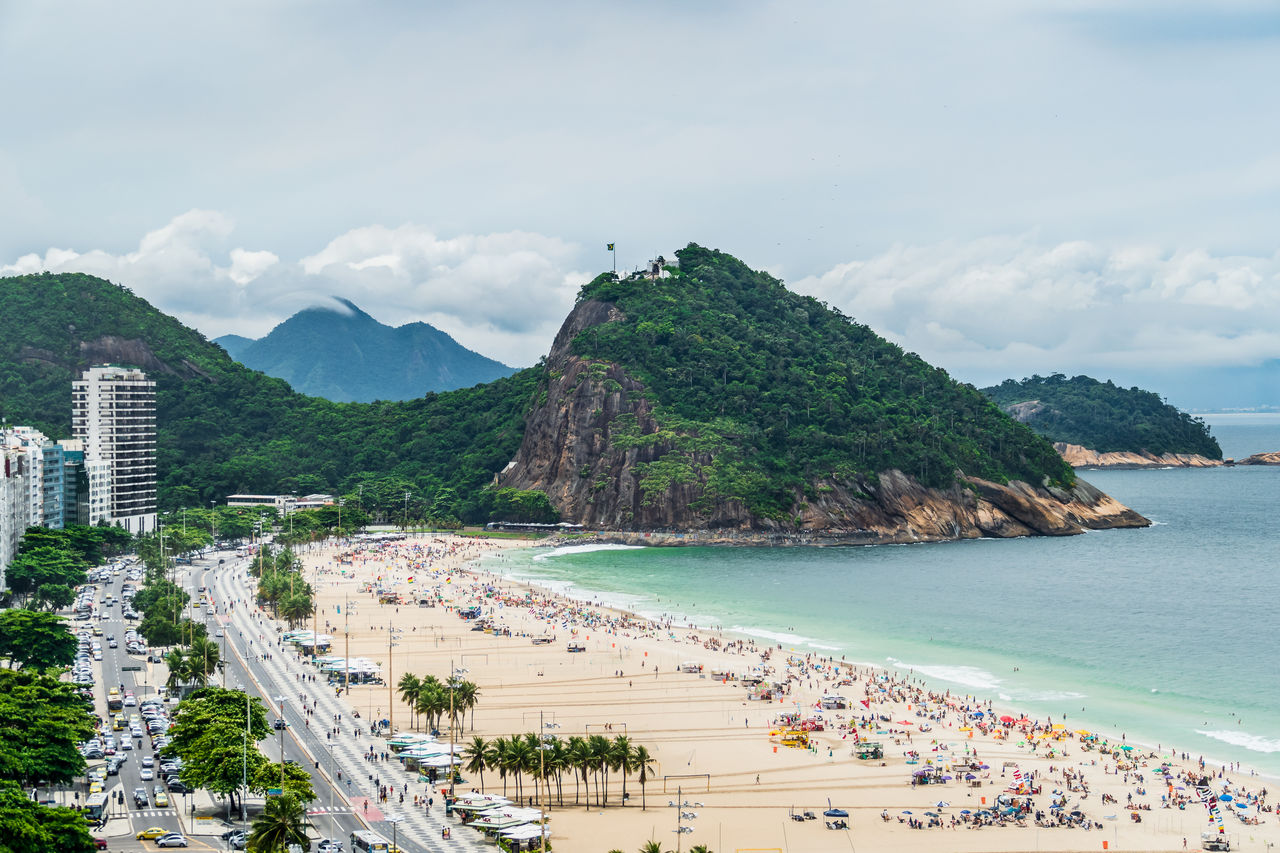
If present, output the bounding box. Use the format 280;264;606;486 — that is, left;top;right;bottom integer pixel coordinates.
484;414;1280;778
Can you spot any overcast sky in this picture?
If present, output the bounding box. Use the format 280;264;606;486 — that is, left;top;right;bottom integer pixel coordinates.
2;1;1279;402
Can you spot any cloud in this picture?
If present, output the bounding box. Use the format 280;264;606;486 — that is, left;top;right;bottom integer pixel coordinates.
1;211;588;367
793;236;1280;385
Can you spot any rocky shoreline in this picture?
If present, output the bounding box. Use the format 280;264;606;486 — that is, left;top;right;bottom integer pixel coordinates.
1056;442;1280;468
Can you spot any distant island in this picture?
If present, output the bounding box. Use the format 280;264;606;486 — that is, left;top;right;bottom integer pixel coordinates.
982;374;1223;468
215;297;516;402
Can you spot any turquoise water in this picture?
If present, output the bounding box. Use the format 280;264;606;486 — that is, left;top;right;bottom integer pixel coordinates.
486;415;1280;777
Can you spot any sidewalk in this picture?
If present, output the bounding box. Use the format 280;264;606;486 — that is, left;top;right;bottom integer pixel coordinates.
215;566;483;851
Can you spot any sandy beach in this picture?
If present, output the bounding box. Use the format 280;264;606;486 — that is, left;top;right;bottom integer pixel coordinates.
285;533;1276;853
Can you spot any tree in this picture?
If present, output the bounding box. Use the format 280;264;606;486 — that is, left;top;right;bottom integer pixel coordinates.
0;610;76;670
637;842;666;853
612;734;635;805
278;593;313;629
632;744;657;811
163;688;271;815
186;637;221;685
0;670;94;787
4;547;85;605
463;736;488;793
246;792;312;852
250;762;316;803
397;674;422;730
0;780;95;853
32;583;74;612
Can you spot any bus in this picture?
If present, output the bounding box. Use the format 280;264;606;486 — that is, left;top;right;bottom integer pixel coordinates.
349;830;392;852
83;792;108;823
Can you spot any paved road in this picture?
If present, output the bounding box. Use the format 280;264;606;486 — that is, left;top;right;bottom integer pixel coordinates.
195;550;484;853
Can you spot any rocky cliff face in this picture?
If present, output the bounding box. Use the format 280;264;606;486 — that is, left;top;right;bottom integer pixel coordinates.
1055;442;1222;469
499;300;1149;543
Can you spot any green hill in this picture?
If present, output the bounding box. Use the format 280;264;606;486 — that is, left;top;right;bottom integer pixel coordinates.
982;374;1222;459
496;245;1129;538
0;272;535;520
1;257;1145;538
214;298;516;402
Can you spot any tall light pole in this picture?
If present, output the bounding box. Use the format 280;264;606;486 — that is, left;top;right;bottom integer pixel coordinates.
403;491;411;530
387;628;402;733
386;814;402;852
337;498;343;540
274;696;288;787
209;501;217;548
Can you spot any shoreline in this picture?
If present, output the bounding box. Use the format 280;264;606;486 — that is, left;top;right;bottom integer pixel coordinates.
482;541;1280;786
292;533;1277;852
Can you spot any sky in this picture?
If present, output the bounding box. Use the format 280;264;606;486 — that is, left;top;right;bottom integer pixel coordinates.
2;0;1279;407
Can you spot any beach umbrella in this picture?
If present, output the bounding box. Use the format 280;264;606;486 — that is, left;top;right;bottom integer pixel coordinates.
901;810;913;815
925;811;940;817
959;809;972;815
1219;794;1233;802
936;801;950;808
1119;745;1135;751
972;711;984;718
999;715;1015;723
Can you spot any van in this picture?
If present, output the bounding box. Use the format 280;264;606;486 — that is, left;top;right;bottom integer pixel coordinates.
1202;832;1231;851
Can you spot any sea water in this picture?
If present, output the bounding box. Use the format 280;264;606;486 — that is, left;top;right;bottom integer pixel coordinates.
486;415;1280;777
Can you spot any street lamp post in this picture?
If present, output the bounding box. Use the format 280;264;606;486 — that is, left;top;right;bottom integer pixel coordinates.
387;628;402;733
386;814;402;852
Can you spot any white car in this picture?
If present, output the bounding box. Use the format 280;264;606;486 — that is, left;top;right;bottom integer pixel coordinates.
139;768;154;780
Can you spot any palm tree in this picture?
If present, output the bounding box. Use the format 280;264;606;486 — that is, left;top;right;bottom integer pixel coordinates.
278;593;313;629
689;846;713;853
247;792;313;852
186;637;221;685
637;842;666;853
587;734;612;806
506;736;534;805
612;735;635;805
397;673;422;730
566;736;590;807
414;678;446;734
632;745;657;811
454;679;480;731
463;736;488;793
549;737;570;806
486;736;510;798
163;649;187;691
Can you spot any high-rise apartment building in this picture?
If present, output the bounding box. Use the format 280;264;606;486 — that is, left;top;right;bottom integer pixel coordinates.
72;365;157;534
0;446;30;590
1;426;47;527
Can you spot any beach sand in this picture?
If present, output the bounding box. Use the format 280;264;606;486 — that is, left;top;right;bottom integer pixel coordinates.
290;534;1276;853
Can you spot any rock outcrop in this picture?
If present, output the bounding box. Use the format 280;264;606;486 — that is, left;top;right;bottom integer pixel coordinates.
1237;451;1280;465
1054;442;1223;469
499;300;1150;544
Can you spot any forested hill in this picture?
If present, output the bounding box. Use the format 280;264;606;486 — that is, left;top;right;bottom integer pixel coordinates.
214;298;516;402
497;244;1127;538
982;374;1222;459
0;272;537;521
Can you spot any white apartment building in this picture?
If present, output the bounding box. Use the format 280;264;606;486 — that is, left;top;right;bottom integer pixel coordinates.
0;426;47;527
0;447;30;591
72;365;157;534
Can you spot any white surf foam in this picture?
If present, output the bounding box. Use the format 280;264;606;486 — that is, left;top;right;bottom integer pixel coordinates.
729;625;819;646
884;658;1003;692
532;544;645;562
1196;730;1280;754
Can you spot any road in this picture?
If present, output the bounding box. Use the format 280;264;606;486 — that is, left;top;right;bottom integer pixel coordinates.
193;550;482;853
82;546;485;851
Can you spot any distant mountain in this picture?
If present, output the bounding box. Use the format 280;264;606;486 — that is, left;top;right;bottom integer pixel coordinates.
214;334;255;361
214;299;517;402
982;374;1222;459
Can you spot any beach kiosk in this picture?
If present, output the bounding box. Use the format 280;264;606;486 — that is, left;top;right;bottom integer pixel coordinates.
854;742;884;760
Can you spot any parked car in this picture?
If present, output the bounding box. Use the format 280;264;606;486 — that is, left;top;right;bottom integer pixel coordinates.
156;833;188;848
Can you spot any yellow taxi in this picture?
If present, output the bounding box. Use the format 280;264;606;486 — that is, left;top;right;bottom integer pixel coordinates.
153;790;169;807
88;780;103;794
136;827;167;839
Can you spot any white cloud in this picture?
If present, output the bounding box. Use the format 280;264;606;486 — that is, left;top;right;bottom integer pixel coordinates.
794;237;1280;383
2;211;588;367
